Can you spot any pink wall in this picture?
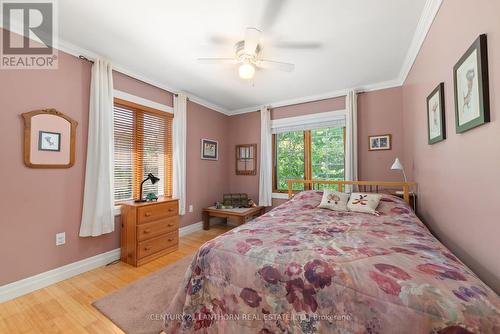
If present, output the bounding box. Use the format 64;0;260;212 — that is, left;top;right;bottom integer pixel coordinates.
402;0;500;293
227;97;347;202
228;111;261;201
113;71;173;107
228;91;404;203
181;101;230;227
0;41;226;284
271;96;345;119
112;72;231;227
0;50;120;285
358;87;404;181
227;97;347;203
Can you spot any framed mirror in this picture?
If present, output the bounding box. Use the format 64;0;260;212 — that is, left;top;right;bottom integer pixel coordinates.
235;144;257;175
22;109;78;168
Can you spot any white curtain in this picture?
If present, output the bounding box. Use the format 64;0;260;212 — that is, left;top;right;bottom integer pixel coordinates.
80;59;115;237
345;90;358;188
173;93;187;215
258;106;273;206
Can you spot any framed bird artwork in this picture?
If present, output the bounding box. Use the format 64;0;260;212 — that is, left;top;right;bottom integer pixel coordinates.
426;82;446;144
453;34;490;133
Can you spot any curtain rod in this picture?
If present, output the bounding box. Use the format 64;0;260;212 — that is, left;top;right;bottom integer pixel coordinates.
79;55;187;100
79;55;94;63
172;93;189;101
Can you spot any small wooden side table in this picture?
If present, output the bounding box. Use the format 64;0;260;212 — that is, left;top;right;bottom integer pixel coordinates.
202;206;265;230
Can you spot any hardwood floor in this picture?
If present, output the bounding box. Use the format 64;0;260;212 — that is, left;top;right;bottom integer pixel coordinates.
0;225;232;334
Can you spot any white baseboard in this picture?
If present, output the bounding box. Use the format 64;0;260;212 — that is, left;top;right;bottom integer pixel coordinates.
179;221;204;237
0;248;121;304
0;222;210;304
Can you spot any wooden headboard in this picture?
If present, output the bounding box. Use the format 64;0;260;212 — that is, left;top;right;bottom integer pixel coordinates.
286;180;417;205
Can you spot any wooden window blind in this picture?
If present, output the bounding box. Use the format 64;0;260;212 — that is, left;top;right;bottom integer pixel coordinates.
113;98;173;202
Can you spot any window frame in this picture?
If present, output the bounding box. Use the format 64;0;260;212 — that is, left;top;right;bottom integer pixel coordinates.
272;127;346;193
113;97;173;203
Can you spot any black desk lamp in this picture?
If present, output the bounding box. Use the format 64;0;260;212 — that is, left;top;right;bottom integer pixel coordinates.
135;173;160;202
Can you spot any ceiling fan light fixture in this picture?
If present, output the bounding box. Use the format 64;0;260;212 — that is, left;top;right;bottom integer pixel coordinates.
238;62;255;80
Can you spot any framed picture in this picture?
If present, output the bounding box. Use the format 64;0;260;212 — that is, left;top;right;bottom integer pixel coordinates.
368;134;391;151
22;109;78;168
453;34;490;133
426;83;446;144
38;131;61;151
201;138;218;160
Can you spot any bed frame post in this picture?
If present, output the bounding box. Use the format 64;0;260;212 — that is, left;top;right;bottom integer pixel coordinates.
403;184;410;204
288;180;293;199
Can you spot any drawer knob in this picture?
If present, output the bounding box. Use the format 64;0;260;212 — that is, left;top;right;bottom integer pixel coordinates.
145;212;152;217
168;208;174;212
168;238;173;242
143;229;151;234
167;224;173;227
144;246;151;251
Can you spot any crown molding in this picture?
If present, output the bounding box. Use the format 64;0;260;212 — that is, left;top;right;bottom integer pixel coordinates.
2;21;231;116
228;77;402;116
4;0;441;118
184;94;231;115
227;0;442;116
229;89;349;116
397;0;443;85
57;39;232;115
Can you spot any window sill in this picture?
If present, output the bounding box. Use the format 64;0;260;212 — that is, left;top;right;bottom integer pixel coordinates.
272;192;290;199
114;206;121;217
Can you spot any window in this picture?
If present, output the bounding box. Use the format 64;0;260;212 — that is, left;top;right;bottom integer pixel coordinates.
273;126;345;192
113;98;173;201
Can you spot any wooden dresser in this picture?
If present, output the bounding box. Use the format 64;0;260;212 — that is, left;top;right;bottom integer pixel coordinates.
120;197;179;266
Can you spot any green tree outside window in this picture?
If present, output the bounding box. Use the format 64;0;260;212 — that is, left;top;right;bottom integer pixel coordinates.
274;127;345;192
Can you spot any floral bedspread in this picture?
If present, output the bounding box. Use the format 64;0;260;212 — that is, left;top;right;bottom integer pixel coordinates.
164;191;500;333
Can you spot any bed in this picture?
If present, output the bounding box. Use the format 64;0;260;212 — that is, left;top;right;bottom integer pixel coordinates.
164;181;500;333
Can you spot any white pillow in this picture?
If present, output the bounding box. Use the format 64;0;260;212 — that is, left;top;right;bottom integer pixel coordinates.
318;190;350;211
347;193;382;215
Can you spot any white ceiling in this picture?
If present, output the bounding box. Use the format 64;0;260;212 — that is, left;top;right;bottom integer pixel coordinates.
58;0;432;114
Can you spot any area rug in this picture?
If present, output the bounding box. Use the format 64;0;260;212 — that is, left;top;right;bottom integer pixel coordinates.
93;256;192;334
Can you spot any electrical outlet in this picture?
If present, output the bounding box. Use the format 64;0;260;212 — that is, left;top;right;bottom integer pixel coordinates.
56;232;66;246
189;204;193;213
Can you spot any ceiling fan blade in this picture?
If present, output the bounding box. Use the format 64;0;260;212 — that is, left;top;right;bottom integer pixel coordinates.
273;41;323;49
256;59;295;72
260;0;287;31
207;34;233;46
244;28;261;55
197;57;238;64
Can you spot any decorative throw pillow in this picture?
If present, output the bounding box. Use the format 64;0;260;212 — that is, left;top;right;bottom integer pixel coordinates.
347;193;382;215
318;190;350;211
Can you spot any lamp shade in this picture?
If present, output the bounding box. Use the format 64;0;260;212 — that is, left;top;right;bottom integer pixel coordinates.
148;173;160;184
391;158;403;171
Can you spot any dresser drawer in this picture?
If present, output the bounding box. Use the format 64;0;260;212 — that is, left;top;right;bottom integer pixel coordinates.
137;231;178;259
137;217;179;241
137;201;178;224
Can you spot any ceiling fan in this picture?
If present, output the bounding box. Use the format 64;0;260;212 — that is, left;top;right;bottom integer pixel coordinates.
198;27;296;80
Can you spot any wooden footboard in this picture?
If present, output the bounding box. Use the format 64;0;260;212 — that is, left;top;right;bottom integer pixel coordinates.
287;180;417;205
